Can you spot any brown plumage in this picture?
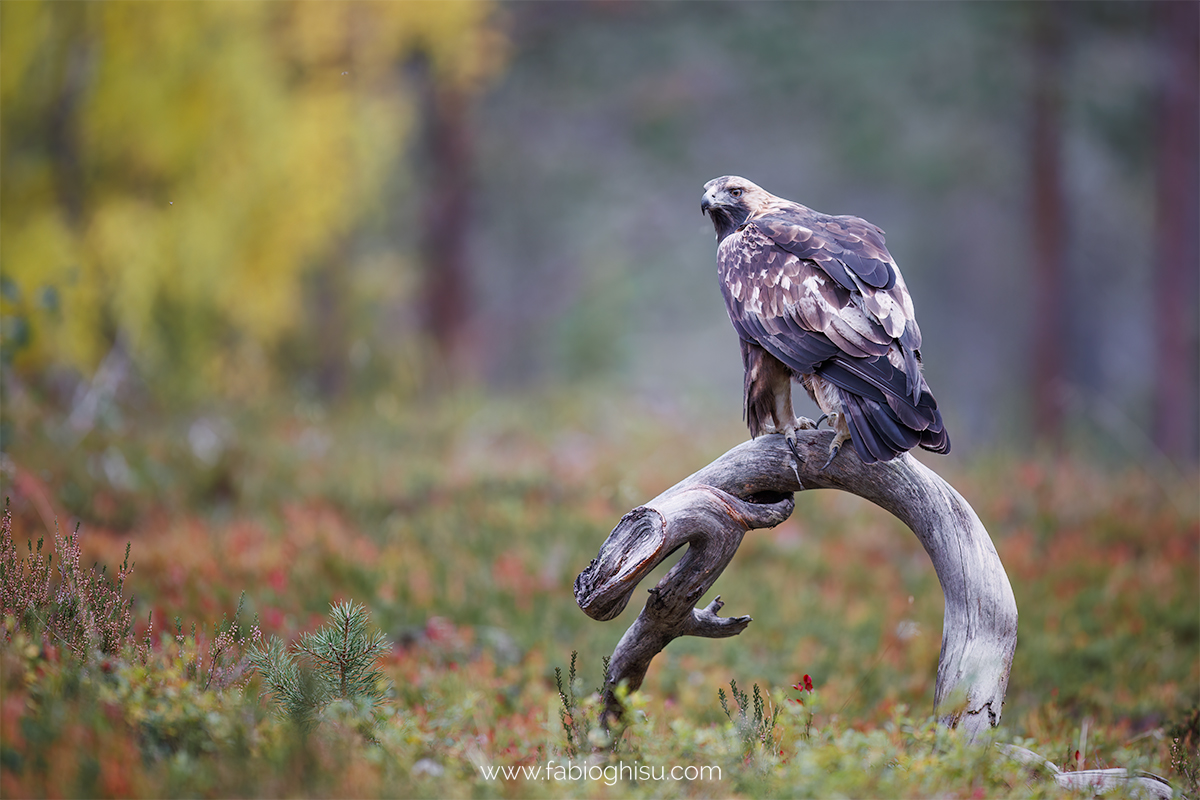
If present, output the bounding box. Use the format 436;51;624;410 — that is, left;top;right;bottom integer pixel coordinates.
701;175;950;465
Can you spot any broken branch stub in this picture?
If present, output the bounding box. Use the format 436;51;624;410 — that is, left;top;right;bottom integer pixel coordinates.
574;431;1018;742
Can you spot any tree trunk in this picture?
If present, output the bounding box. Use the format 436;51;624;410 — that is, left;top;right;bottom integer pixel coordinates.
1028;3;1069;445
419;80;477;384
1152;0;1200;463
575;431;1018;744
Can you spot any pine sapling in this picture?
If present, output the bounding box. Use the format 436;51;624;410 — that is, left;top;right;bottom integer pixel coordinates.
249;600;391;732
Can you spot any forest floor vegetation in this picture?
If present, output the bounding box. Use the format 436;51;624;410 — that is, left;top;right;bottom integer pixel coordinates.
2;390;1196;797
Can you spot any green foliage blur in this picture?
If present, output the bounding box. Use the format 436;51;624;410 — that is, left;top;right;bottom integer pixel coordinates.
1;0;502;401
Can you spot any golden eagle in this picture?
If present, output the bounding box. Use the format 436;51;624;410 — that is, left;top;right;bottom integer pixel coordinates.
701;175;950;466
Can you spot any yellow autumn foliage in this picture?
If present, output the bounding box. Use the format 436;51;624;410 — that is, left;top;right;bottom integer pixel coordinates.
0;0;504;399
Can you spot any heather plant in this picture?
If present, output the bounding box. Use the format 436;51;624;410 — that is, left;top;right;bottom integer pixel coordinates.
1167;705;1199;797
0;502;147;661
248;600;392;734
172;592;260;692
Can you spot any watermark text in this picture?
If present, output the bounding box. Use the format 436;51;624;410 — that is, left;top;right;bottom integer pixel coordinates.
478;759;721;786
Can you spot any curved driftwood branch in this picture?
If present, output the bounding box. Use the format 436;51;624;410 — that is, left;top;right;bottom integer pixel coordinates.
574;483;793;724
996;744;1176;799
574;431;1018;742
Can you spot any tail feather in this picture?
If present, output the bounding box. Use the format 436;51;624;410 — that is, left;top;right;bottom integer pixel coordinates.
839;385;949;463
917;416;951;455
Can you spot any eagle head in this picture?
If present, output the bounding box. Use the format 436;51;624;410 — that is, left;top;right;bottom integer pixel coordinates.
701;175;770;242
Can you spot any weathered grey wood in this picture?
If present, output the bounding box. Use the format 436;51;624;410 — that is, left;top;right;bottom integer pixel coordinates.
575;483;793;723
574;430;1018;742
997;744;1175;799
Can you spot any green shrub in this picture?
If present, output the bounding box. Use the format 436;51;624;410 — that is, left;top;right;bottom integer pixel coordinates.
249;600;391;735
719;678;780;758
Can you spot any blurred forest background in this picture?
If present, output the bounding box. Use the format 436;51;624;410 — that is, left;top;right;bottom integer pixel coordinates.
2;0;1198;469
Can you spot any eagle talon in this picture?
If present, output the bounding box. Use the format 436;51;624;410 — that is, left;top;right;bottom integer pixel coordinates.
819;443;840;471
784;431;803;462
820;428;851;470
814;413;829;428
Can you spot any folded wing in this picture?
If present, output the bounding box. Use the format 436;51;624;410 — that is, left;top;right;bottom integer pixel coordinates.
718;209;949;461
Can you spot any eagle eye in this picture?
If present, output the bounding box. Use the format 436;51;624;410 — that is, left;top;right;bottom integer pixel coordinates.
729;187;744;198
